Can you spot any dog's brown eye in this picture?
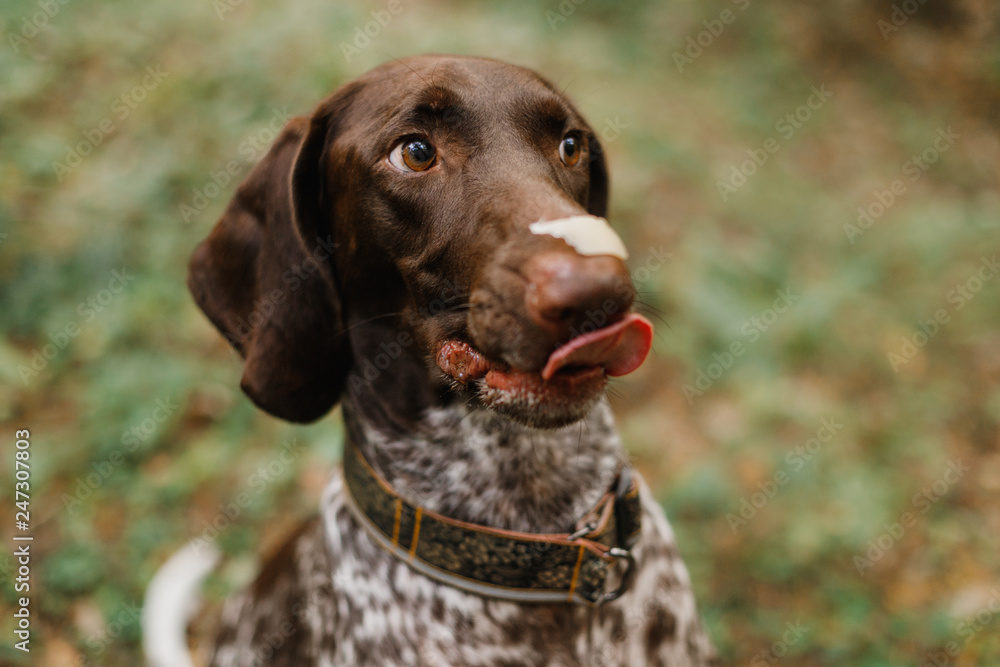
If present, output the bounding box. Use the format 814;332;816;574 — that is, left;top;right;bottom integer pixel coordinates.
390;139;436;172
559;135;582;166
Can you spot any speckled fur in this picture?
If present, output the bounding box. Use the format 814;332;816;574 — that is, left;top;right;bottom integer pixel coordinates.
187;55;719;666
209;397;718;666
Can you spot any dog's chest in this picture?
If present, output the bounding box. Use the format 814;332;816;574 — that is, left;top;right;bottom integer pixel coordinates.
316;474;713;667
209;480;715;667
209;402;717;666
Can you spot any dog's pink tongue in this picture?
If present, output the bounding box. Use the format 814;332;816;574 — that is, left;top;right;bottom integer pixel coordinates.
542;313;654;381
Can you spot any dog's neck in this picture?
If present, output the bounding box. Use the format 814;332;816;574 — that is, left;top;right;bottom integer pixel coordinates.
341;394;625;534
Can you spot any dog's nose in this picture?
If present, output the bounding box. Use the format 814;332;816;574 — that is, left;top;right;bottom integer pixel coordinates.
524;251;635;342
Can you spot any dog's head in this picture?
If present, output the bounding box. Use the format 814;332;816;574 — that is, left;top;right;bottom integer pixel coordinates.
189;55;653;428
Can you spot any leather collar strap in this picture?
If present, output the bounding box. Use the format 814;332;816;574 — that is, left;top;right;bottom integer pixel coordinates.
342;436;641;606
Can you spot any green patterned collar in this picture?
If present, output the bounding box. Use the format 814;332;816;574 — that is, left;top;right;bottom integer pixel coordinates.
342;436;641;606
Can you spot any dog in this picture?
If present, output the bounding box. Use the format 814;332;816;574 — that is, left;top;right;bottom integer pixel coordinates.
144;54;718;667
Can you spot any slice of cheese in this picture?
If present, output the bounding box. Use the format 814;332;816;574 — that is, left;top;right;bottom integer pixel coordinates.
529;215;629;260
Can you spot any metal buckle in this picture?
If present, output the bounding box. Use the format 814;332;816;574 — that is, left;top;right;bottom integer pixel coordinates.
597;547;635;605
567;522;597;541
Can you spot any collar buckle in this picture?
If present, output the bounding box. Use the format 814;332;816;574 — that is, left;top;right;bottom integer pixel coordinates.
567;521;597;542
597;546;636;605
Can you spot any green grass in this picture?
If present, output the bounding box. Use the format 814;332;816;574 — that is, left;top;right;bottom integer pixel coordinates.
2;0;999;664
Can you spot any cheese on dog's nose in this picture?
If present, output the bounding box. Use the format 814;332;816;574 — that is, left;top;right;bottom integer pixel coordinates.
529;216;629;260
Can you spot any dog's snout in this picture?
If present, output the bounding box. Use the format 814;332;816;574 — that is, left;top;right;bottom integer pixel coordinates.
524;251;635;341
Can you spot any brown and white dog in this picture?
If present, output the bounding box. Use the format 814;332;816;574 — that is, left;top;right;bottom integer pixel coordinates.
144;55;718;667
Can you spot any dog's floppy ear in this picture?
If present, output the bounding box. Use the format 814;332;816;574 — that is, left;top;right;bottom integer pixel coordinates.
188;94;354;423
587;135;610;218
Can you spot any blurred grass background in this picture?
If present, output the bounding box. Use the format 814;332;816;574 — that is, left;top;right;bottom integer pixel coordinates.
1;0;999;664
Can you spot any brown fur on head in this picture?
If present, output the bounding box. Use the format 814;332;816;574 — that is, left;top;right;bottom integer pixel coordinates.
188;55;632;427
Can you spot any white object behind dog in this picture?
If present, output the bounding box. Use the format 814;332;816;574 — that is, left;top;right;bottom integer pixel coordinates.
143;541;220;667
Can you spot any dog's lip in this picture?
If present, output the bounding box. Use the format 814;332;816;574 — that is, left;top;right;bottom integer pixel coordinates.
435;313;654;388
436;339;600;384
483;364;605;393
435;339;499;384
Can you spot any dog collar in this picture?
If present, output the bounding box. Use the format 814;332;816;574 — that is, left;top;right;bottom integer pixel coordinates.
341;436;641;606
